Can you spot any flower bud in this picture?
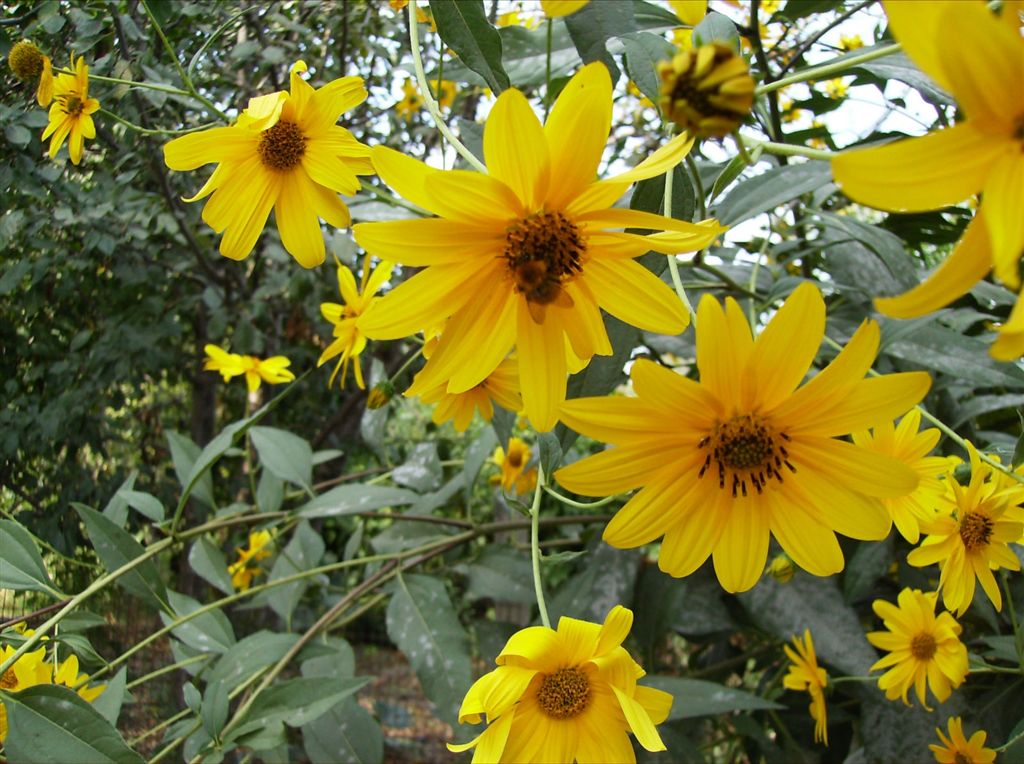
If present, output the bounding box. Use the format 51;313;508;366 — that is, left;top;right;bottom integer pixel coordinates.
367;381;395;410
658;43;755;138
8;40;45;82
766;553;795;583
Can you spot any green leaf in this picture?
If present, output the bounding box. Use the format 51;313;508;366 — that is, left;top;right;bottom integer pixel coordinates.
249;426;313;490
491;403;515;453
243;676;368;728
884;323;1024;389
297;484;419;519
692;11;739;49
619;32;673;105
119;490;165;523
257;469;285;513
188;536;236;596
207;632;299;692
386;573;473;729
1;685;144;764
538;431;562;475
161;590;236;654
462;427;498;500
74;505;167;610
0;519;60;596
951;394;1024;428
713;161;832;225
393;442;443;492
166;431;215;507
564;0;637;80
102;472;137;527
547;542;641;625
644;676;783;719
5;123;32;148
267;521;325;622
463;547;535;605
200;679;230;739
780;0;841;21
854;51;953;106
430;0;510;93
814;211;919;291
301;700;383;764
631;164;697;225
90;667;128;727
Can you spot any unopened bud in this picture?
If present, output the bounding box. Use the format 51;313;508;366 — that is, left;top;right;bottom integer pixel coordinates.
367;381;395;410
658;43;755;139
766;553;795;583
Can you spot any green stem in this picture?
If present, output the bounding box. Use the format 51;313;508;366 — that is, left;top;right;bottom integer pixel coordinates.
544;18;553;120
101;109;219;136
542;485;618;510
754;42;901;96
407;2;487;173
125;654;211;691
663;162;696;325
685;153;707;221
756;139;835;161
389;346;425;386
996;725;1024;752
54;68;193;97
1000;570;1024;669
357;179;429;216
530;466;551;629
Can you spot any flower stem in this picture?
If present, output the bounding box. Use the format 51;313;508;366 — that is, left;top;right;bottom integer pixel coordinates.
408;2;487;173
756;139;835;161
542;485;618;510
531;465;552;628
664;163;697;326
754;42;901;96
1000;570;1024;669
544;18;553;120
100;109;219;136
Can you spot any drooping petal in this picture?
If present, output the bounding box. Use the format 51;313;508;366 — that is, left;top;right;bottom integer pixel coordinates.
712;494;771;593
581;259;689;334
612;685;666;752
595;606;633;656
831;123;1002;212
545;62;613;210
275;170;326;267
981;153;1024;289
875;212;992;318
516;298;567;431
484;88;550;210
633;685;674;725
607;132;695;186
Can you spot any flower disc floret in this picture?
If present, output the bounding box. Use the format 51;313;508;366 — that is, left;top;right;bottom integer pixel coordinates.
8;40;45;81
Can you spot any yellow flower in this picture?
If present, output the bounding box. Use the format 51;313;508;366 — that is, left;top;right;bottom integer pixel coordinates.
867;588;968;708
41;53;99;165
354;62;724;431
228;530;274;591
447;605;672;762
0;644;104;741
930;717;997;764
319;255;393;390
203;345;295;393
658;43;756;139
435;79;458;111
907;442;1024;615
497;10;538;28
7;40;53;106
831;2;1024;359
668;0;706;25
555;282;932;593
163;61;372;268
627;80;655;110
823;78;848;99
766;553;795;583
415;5;437;31
395;79;424;121
541;0;590;18
417;355;523;432
389;0;408;9
490;436;537;494
783;630;828;745
839;34;863;52
852;410;958;543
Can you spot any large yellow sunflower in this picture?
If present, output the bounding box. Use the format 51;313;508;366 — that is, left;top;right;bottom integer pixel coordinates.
555;282;932;593
852;410;958;543
355;62;724;431
447;605;672;763
866;588;968;709
831;1;1024;359
41;53;99;165
163;61;372;268
907;443;1024;616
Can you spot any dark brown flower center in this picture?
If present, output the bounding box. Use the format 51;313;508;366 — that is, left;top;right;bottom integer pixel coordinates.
504;212;585;323
699;414;795;497
63;94;83;116
910;632;937;661
258;120;306;171
959;510;994;552
954;753;973;764
507;450;523;469
536;667;590;719
659;43;754;138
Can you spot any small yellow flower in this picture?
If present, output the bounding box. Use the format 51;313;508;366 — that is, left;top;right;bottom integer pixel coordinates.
164;61;372;268
627;80;655;110
435;79;458;111
203;345;295;393
497;9;538;28
447;605;673;762
852;410;958;543
658;43;756;138
389;0;409;9
395;79;424;121
490;436;537;494
228;530;274;591
540;0;590;18
867;588;968;708
41;53;99;165
318;255;393;390
783;629;828;745
930;717;997;764
415;355;523;432
907;443;1024;615
839;34;863;51
823;78;848;99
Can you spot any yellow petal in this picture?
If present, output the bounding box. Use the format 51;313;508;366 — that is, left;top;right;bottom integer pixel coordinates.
314;76;368;122
981;153;1024;289
353;218;502;266
544;62;612;210
696;295;753;410
484;88;549;210
991;288;1024;362
541;0;590;18
669;0;706;25
428;170;524;222
369;145;437;213
214;171;279;262
275;171;326;267
747;282;824;411
555;615;601;665
163;126;253;170
595;605;633;656
875;212;992;318
631;358;720;426
832;123;1003;212
554;441;682;496
604;469;708;549
516;298;566;431
789;436;919;498
881;0;956;92
634;685;674;726
789;372;932;437
301;145;360;196
607;132;695;186
612;685;666;752
767;491;844;576
712;496;770;593
560;397;672;444
498;626;561;672
581;259;689;334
